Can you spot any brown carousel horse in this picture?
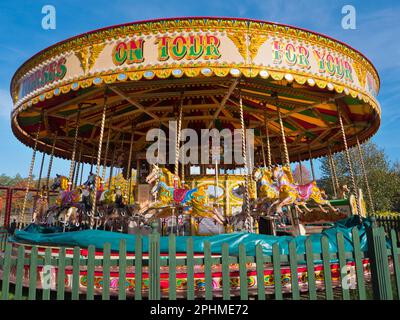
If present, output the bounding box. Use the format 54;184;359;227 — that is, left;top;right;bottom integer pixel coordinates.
32;186;49;224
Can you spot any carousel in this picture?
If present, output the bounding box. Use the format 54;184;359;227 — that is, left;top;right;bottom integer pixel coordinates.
3;17;379;297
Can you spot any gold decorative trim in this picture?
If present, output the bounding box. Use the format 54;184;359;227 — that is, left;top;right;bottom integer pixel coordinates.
75;48;89;74
227;32;248;61
353;61;367;89
248;33;268;61
10;18;380;99
88;43;106;71
12;64;381;121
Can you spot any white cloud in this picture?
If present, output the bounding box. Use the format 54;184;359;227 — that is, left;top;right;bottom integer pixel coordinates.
0;89;13;119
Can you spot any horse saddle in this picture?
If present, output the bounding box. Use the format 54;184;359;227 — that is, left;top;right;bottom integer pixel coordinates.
173;188;188;204
296;182;313;199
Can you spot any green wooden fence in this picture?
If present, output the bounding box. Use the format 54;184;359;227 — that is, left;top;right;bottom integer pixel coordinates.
375;216;400;241
0;222;399;300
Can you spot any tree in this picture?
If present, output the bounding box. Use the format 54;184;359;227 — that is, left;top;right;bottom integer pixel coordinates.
318;141;400;213
292;163;312;184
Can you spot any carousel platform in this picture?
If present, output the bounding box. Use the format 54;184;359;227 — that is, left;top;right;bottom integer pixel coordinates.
10;216;371;256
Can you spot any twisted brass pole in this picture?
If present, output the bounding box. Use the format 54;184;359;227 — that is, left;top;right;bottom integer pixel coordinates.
90;92;108;227
277;106;290;167
298;154;303;184
46;134;57;191
356;136;375;216
108;142;118;190
125;121;135;204
20;124;41;226
175;95;183;187
308;145;316;181
264;113;272;169
239;93;251;232
36;152;46;190
102;113;114;184
327;147;338;198
74;140;83;188
68;106;81;190
338;107;361;215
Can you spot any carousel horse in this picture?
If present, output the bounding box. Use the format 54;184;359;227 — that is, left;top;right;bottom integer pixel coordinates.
339;184;350;199
145;165;226;225
271;165;339;215
49;174;82;226
83;172;97;190
32;187;49;224
253;166;309;217
228;168;281;229
50;174;81;206
253;167;280;202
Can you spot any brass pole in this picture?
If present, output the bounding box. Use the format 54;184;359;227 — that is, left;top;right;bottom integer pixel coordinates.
298;154;303;184
175;94;183;187
239;92;251;232
36;152;46;190
46;134;57;196
68;106;81;190
126;121;135;204
308;145;316;181
337;107;361;215
356;136;375;216
20;124;41;226
90;92;108;227
277;106;290;167
327;147;338;198
74;140;83;188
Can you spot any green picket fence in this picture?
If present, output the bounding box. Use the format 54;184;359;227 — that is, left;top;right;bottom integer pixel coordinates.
0;224;399;300
375;216;400;241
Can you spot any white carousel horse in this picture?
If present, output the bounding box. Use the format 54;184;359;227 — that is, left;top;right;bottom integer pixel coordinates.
270;165;339;216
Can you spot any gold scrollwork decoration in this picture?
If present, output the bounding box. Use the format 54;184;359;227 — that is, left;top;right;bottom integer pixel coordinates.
88;43;106;71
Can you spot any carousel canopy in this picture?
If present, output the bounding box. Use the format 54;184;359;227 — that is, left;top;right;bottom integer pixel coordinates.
10;17;380;166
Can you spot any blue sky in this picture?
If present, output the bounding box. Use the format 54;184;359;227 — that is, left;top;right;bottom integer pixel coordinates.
0;0;399;179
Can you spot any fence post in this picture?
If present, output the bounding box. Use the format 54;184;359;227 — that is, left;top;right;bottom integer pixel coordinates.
149;222;160;300
367;217;393;300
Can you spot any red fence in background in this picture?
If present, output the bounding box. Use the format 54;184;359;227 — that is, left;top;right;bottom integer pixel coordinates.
0;186;58;228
